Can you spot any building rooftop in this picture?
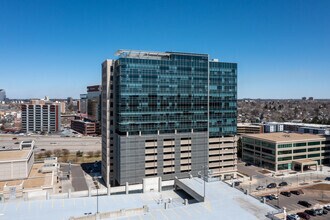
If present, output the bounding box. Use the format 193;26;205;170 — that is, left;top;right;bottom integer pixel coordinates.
0;178;276;220
267;121;330;129
0;148;32;161
243;132;325;143
238;123;262;128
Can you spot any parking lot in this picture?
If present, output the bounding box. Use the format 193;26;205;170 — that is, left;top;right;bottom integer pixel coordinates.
236;162;330;219
237;163;330;194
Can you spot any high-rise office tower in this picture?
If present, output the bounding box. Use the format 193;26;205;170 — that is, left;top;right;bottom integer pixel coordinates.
21;103;61;133
79;94;88;114
102;50;237;186
87;85;101;121
0;89;6;102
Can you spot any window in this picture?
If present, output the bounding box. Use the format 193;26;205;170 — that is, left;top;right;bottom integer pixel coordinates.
293;149;306;154
278;150;292;155
293;155;306;159
278;156;292;161
294;142;306;147
278;164;289;170
308;141;320;146
278;144;292;148
261;141;275;149
308;147;320;152
308;153;320;158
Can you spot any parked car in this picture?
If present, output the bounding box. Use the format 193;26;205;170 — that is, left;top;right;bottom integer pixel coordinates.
256;186;264;190
322;208;328;214
298;201;312;208
325;177;330;181
291;190;301;195
297;212;310;220
233;181;241;187
305;209;317;216
270;194;278;200
267;183;277;188
245;162;252;166
281;191;292;197
14;142;20;144
265;195;274;200
279;181;288;187
316;208;323;215
324;205;330;211
287;214;300;220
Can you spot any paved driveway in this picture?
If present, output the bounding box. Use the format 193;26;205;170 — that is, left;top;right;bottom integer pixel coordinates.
60;164;88;192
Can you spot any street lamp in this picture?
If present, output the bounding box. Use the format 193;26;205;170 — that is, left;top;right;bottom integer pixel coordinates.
277;186;280;207
201;165;208;201
94;175;102;214
297;174;299;185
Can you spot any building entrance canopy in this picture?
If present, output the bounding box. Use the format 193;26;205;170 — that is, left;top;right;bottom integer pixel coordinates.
292;159;318;172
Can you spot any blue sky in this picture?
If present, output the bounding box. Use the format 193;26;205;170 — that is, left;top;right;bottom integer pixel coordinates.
0;0;329;99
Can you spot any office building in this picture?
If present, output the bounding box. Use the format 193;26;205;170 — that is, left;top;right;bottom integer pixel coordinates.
237;123;264;134
264;122;284;133
21;102;61;133
79;94;88;114
87;85;101;121
0;89;6;101
242;132;330;172
71;118;99;135
102;50;237;186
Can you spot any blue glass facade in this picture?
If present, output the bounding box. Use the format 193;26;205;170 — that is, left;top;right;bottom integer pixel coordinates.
114;52;237;136
209;61;237;137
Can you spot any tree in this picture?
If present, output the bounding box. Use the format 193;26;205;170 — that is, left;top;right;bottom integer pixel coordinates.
76;150;83;157
87;151;94;158
62;149;69;157
94;150;101;157
53;149;61;157
36;152;44;160
45;150;52;157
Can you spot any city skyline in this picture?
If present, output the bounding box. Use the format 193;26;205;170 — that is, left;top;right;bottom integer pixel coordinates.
1;0;330;99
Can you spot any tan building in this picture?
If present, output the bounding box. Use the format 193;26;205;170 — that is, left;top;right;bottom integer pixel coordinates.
242;132;330;172
237;123;263;134
0;141;35;181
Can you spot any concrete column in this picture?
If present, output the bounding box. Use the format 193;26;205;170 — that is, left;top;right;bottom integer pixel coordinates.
107;184;111;196
125;182;129;194
158;177;162;192
68;188;71;198
184;199;188;205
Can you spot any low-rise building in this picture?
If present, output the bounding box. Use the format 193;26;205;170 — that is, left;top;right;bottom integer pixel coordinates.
242;132;330;172
71;119;99;135
0;140;35;181
237;123;264;134
264;122;284;133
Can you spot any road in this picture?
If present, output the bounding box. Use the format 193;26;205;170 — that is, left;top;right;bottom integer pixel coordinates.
0;134;101;152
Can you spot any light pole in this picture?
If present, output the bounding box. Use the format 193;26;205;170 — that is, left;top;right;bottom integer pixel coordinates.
277;187;280;207
297;174;299;185
94;175;102;215
201;165;208;200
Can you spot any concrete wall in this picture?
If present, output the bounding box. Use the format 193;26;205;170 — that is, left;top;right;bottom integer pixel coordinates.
0;160;28;181
114;132;208;185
